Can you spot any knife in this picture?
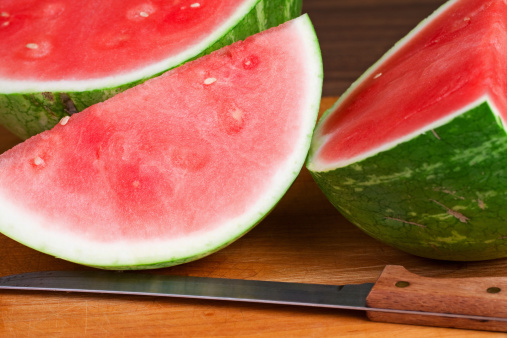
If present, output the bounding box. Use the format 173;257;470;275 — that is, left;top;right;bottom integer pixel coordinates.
0;265;506;332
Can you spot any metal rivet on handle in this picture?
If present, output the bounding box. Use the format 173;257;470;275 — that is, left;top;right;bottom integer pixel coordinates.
487;287;501;294
395;281;410;288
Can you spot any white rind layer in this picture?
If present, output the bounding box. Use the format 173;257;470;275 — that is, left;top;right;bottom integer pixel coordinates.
0;0;260;94
308;95;499;173
0;15;323;268
307;0;483;173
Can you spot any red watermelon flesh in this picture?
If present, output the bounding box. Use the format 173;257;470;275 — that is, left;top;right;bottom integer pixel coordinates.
306;0;507;261
0;0;254;81
0;15;322;269
312;0;507;169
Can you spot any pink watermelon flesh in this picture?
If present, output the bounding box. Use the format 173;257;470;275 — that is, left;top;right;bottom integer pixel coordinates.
0;15;322;268
314;0;507;167
0;0;250;80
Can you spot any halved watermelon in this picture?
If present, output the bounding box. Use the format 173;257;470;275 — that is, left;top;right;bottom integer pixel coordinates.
0;0;301;139
0;15;323;269
307;0;507;261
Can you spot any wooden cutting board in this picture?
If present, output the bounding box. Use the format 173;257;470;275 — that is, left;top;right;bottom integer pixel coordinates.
0;97;505;336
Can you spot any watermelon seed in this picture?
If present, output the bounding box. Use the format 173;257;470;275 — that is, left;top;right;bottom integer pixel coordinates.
1;22;8;27
464;17;471;22
242;55;260;70
133;180;140;188
33;156;45;166
190;3;201;8
231;107;243;121
26;43;39;50
59;116;70;126
139;11;149;17
373;73;382;79
204;77;217;85
0;12;8;17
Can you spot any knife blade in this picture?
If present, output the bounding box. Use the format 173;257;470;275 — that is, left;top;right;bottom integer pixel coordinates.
0;265;506;332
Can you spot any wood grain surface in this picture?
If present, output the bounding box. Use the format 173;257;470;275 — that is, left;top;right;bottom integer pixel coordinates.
1;98;506;336
1;0;507;336
366;266;507;332
305;0;447;96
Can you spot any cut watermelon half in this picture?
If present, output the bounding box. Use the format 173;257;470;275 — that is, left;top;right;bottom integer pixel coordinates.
0;0;301;139
0;15;323;269
307;0;507;261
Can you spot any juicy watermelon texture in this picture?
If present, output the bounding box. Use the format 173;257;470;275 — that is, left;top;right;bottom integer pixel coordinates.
0;0;302;139
0;15;322;269
314;0;507;168
0;0;260;80
307;0;507;261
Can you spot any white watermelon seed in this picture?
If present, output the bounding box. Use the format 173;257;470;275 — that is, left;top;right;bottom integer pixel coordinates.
231;107;243;121
26;43;39;49
59;116;70;126
139;11;149;17
33;156;45;166
374;73;382;79
133;180;140;188
0;12;8;17
464;17;471;21
204;77;217;85
1;21;8;27
190;3;200;8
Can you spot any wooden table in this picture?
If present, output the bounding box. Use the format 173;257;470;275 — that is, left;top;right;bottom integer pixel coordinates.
1;98;505;336
1;0;506;336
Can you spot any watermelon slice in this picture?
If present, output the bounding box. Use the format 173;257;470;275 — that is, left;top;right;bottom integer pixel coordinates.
307;0;507;261
0;15;323;269
0;0;301;140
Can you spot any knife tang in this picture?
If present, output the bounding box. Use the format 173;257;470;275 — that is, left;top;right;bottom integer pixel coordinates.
366;265;507;332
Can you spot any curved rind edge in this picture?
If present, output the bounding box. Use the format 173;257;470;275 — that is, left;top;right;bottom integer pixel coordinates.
306;0;461;173
0;0;302;139
0;15;323;270
309;99;507;261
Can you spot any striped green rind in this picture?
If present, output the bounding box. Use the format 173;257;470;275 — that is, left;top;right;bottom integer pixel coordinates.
0;0;301;140
308;101;507;261
0;14;323;270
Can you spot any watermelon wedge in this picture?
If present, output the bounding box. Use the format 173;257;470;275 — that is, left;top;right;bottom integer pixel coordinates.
0;15;323;269
0;0;301;140
307;0;507;261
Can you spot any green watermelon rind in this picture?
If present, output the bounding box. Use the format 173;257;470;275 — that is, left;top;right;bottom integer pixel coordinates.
307;0;459;172
0;15;323;270
308;97;507;261
0;0;302;140
306;0;507;261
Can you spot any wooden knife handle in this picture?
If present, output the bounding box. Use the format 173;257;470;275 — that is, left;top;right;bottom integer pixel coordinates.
366;265;507;332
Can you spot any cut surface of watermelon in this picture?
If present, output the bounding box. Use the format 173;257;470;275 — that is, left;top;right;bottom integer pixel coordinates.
0;15;323;269
309;0;505;171
307;0;507;261
0;0;301;139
